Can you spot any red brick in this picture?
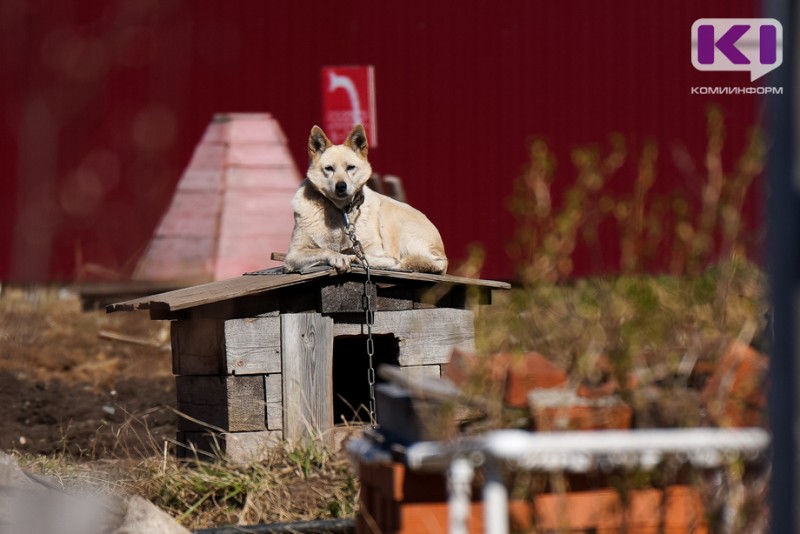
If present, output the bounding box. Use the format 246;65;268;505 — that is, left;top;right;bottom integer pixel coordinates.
443;348;506;395
444;349;568;408
701;341;768;427
500;352;569;407
530;389;633;431
356;458;705;534
533;486;707;533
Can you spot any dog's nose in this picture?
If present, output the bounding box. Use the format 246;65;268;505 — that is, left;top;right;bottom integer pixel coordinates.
335;181;347;195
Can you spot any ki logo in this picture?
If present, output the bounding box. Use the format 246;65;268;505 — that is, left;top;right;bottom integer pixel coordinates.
691;18;783;81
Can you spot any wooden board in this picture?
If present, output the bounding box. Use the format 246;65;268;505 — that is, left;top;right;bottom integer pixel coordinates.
107;269;332;313
107;268;509;314
281;313;334;445
172;317;282;376
176;375;266;432
333;308;475;366
224;317;281;374
223;430;284;464
171;319;224;375
77;281;182;311
265;373;283;430
319;279;381;314
175;430;283;463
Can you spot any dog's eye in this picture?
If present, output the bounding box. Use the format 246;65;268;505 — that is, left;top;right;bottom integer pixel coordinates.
346;164;356;172
324;165;334;173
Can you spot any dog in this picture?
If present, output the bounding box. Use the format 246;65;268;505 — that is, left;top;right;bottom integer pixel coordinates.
284;124;448;274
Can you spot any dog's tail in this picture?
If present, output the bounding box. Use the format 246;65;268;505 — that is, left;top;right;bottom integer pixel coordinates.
400;254;448;274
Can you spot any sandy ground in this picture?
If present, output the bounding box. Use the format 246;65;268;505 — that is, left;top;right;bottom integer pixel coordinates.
0;287;176;459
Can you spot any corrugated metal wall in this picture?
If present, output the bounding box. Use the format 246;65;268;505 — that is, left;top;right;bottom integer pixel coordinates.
0;0;761;281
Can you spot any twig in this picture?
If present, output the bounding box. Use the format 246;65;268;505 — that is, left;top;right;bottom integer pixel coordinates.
98;330;169;351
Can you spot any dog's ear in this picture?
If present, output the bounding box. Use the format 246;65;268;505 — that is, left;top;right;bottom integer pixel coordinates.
344;124;368;158
308;126;332;159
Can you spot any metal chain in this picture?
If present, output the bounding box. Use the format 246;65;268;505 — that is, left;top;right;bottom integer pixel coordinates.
343;209;377;426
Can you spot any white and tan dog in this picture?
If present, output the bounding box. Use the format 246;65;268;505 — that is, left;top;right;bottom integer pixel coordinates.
284;125;447;274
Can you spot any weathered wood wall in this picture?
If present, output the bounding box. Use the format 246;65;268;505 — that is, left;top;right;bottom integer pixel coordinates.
173;307;475;460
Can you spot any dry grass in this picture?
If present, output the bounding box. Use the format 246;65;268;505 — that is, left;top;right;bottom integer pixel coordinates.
15;437;359;531
474;258;767;426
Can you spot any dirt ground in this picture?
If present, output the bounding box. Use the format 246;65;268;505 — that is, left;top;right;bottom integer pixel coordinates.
0;286;176;459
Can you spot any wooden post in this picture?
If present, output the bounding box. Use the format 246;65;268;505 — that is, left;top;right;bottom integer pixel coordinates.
281;313;334;446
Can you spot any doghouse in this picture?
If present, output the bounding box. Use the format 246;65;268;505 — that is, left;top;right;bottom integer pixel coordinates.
108;267;509;461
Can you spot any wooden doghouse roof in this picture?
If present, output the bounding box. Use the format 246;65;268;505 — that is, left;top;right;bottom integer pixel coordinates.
108;267;510;320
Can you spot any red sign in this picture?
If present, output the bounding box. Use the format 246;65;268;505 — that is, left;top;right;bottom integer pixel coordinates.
321;66;377;147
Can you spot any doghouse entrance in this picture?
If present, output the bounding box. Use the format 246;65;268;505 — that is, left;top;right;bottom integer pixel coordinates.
332;335;399;425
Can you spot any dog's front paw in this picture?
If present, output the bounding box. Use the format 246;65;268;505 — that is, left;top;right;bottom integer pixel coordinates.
328;253;354;273
362;255;401;270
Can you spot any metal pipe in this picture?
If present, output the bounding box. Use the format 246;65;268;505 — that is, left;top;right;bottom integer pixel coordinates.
403;427;769;534
407;428;769;472
482;455;509;534
447;456;474;534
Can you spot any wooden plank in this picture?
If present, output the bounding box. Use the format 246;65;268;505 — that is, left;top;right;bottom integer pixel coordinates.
265;373;283;430
78;281;182;311
175;430;283;463
320;279;418;313
319;279;379;314
175;430;283;461
107;269;333;313
171;319;224;375
224;317;281;374
281;313;334;445
227;375;267;432
176;375;266;432
176;375;227;431
174;293;283;321
224;430;284;463
366;269;510;290
399;364;441;381
107;269;509;314
333;308;475;366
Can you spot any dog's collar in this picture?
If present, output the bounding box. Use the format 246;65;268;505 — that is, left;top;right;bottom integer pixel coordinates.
343;190;365;215
341;190;365;229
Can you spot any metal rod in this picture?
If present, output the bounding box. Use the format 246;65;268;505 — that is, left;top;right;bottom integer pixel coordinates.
448;456;474;534
482;455;509;534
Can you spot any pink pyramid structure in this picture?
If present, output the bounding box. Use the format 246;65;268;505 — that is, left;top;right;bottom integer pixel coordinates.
134;113;300;283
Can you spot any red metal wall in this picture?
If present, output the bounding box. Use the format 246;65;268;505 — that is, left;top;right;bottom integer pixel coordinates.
0;0;762;281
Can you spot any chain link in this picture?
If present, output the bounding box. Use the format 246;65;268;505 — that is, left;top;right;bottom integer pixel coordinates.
343;208;377;427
